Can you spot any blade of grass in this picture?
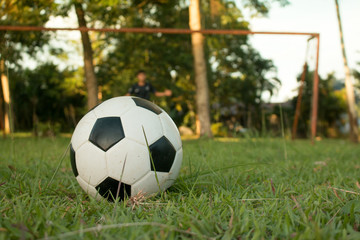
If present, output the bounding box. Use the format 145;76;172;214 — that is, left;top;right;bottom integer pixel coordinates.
113;153;128;210
45;142;70;190
142;126;161;193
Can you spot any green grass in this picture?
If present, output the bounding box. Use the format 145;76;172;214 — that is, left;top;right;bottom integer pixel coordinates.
1;136;360;239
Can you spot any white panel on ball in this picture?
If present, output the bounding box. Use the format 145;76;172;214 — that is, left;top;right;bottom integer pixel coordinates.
93;96;136;118
121;107;163;145
76;142;108;186
106;138;150;185
71;111;97;151
132;171;173;196
76;176;102;200
159;112;182;151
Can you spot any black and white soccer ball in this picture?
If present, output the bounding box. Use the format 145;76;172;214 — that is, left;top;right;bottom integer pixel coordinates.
70;96;182;202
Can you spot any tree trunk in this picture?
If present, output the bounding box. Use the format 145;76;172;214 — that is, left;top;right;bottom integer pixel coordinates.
31;97;39;136
335;0;358;143
189;0;212;137
75;2;98;110
0;91;3;132
1;59;11;135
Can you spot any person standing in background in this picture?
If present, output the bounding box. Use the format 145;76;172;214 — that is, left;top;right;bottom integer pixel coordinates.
126;70;172;100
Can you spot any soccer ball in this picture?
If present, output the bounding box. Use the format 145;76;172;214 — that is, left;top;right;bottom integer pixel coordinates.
70;96;183;202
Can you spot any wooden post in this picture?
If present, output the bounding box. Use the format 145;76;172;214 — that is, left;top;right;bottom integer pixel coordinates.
335;0;358;143
311;35;320;144
0;59;11;135
75;3;98;110
189;0;212;137
292;63;307;140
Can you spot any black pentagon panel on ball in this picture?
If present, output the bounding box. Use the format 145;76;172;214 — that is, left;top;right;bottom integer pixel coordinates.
95;177;131;202
70;144;79;177
149;136;176;172
89;117;125;152
132;97;162;115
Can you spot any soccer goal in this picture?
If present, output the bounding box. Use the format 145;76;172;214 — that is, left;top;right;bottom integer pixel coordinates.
0;25;320;142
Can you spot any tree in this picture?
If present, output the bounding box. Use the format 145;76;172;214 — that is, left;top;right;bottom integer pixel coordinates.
0;0;57;134
74;2;98;110
189;0;212;137
335;0;358;143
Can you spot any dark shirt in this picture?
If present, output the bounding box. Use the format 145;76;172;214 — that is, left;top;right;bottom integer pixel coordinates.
128;82;156;100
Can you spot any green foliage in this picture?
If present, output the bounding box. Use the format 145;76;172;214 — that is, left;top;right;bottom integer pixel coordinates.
10;63;86;131
1;137;360;239
353;62;360;93
243;0;289;15
0;0;58;64
354;64;360;121
211;122;228;137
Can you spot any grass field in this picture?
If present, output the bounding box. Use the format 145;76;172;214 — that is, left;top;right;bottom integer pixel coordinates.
1;136;360;239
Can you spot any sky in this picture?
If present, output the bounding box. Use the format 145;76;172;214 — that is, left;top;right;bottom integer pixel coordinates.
246;0;360;102
43;0;360;102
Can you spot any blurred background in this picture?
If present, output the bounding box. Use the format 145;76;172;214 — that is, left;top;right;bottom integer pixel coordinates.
0;0;359;139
